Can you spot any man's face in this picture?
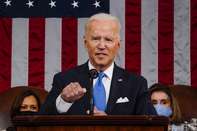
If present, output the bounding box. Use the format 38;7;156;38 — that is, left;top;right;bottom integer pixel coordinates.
84;19;120;70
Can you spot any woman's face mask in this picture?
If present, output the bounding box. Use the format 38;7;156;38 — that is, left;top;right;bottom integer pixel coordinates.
18;111;38;115
154;104;172;117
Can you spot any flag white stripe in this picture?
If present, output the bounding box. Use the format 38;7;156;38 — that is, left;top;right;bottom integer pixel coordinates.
11;18;29;87
78;18;88;65
110;0;125;68
141;0;158;87
45;18;62;91
174;0;191;85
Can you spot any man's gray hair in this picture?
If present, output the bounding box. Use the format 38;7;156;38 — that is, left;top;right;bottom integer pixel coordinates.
85;13;121;33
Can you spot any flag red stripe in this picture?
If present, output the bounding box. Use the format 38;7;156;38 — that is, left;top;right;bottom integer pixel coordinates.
125;0;141;74
158;0;174;84
62;18;78;71
0;18;12;93
28;18;45;88
191;0;197;88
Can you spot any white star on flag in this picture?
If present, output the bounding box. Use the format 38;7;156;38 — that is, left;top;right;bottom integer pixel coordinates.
4;0;11;6
71;0;79;8
26;0;34;8
93;1;100;8
49;0;56;8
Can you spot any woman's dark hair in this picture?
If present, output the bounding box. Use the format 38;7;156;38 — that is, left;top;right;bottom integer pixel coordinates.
10;89;41;118
149;83;182;123
149;83;173;101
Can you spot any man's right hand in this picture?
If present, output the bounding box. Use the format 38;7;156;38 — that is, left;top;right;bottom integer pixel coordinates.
60;82;87;102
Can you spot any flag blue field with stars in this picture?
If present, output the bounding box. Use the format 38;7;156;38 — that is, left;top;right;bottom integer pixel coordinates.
0;0;109;17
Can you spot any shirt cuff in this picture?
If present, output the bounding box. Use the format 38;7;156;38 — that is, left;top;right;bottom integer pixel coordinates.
56;94;73;113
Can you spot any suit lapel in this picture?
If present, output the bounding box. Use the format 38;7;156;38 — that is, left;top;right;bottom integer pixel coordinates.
105;65;125;114
77;62;90;89
76;62;91;111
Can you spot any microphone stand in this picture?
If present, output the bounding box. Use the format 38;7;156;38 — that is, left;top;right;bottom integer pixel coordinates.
89;69;98;115
89;77;94;115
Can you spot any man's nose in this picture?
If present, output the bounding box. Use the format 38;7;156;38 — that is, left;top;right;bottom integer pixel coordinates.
97;38;106;48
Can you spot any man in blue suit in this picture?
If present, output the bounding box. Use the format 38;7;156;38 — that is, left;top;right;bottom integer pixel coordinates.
41;13;156;115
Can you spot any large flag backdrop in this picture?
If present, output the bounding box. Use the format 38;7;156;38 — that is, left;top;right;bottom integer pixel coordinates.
0;0;197;93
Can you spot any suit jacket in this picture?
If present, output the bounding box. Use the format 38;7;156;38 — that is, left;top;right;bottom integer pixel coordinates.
40;62;156;115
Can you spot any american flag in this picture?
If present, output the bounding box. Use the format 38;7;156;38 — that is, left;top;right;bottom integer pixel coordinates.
0;0;197;93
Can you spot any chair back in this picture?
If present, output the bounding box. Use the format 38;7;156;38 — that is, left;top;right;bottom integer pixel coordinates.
0;86;48;129
169;85;197;121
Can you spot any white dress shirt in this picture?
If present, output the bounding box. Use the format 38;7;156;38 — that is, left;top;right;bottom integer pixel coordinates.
56;61;114;113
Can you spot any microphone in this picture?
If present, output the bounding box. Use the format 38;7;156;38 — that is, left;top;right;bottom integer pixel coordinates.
88;69;98;115
89;69;98;79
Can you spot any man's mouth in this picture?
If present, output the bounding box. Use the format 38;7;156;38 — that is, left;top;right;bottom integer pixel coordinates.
95;53;107;56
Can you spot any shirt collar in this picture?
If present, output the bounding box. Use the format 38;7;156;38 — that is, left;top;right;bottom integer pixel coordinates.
88;61;114;80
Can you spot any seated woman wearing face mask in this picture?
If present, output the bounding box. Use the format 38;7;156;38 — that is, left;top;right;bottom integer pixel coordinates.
149;83;182;123
10;89;41;118
7;90;41;131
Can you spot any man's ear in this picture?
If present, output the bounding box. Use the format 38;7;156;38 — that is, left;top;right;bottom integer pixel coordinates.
118;41;120;48
83;36;87;49
117;39;121;48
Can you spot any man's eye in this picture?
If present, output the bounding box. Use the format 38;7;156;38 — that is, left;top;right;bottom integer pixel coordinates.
92;36;100;41
105;38;113;42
